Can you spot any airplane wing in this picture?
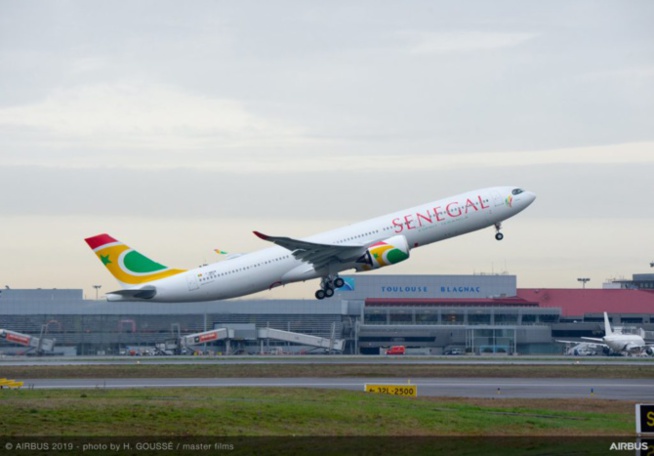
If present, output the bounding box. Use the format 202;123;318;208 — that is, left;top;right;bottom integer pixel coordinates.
581;337;605;343
253;231;367;270
556;339;606;349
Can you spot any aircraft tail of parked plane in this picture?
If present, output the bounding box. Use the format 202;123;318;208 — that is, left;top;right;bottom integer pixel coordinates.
603;311;614;337
86;186;536;302
580;312;615;344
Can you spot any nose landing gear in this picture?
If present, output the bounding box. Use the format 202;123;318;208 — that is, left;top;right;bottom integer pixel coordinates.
494;223;504;241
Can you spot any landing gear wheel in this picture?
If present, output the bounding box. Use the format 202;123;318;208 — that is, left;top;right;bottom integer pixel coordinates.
315;275;343;299
494;222;504;241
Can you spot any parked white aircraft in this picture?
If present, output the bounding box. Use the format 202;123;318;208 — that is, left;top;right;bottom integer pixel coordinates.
85;186;535;302
581;312;654;356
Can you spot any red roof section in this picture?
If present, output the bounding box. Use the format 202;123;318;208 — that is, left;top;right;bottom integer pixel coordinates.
517;289;654;317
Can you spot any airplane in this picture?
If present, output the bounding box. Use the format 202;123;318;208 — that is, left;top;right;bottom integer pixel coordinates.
583;312;653;356
85;186;536;302
558;312;654;356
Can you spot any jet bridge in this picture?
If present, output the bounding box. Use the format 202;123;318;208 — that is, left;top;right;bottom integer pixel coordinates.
155;328;236;355
258;327;345;352
0;328;56;355
180;328;234;350
158;325;344;355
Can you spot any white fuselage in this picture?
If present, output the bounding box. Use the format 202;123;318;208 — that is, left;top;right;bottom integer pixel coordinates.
136;186;535;302
603;334;646;355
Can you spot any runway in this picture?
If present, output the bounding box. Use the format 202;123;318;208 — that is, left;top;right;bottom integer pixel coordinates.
6;356;653;400
19;377;653;400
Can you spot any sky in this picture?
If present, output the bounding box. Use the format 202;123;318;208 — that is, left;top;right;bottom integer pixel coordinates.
0;1;653;300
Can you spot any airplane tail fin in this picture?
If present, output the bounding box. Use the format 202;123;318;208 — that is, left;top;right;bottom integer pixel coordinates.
84;234;186;288
603;312;613;336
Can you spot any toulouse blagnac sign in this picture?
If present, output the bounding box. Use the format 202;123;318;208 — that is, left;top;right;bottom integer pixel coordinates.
339;274;515;299
379;285;482;296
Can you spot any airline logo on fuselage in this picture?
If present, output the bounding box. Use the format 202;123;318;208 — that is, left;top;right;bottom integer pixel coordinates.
392;195;490;234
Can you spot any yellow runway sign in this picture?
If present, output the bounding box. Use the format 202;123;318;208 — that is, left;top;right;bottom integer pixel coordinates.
364;384;417;397
0;378;24;389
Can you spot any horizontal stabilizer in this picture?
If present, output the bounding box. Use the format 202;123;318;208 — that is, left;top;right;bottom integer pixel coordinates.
106;286;157;301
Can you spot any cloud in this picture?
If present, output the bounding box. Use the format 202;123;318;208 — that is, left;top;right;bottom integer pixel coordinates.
218;141;653;174
0;82;308;164
402;31;538;54
47;141;654;173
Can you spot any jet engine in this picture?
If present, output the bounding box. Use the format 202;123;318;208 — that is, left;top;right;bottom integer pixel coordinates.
355;235;410;271
645;346;654;356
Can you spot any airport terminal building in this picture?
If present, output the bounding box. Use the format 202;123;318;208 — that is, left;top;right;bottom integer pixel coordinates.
1;274;654;356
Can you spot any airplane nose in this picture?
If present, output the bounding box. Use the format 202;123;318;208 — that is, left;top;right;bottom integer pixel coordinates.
522;191;536;206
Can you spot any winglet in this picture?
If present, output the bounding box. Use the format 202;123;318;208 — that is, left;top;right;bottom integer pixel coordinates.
253;231;270;241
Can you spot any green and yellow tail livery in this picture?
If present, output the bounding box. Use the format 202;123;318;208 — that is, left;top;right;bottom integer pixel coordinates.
85;233;186;288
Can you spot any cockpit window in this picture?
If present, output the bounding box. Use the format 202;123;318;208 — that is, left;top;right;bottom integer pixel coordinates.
511;188;524;195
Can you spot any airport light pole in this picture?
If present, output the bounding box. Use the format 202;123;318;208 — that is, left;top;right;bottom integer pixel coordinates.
577;278;590;289
93;285;102;300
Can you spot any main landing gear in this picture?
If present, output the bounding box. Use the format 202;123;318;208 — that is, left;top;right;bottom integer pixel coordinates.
494;222;504;241
315;276;345;300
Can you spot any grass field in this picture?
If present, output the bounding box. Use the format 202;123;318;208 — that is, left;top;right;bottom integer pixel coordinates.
0;387;634;437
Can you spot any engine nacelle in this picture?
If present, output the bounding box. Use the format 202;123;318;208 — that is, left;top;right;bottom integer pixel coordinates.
645;346;654;356
355;235;410;271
